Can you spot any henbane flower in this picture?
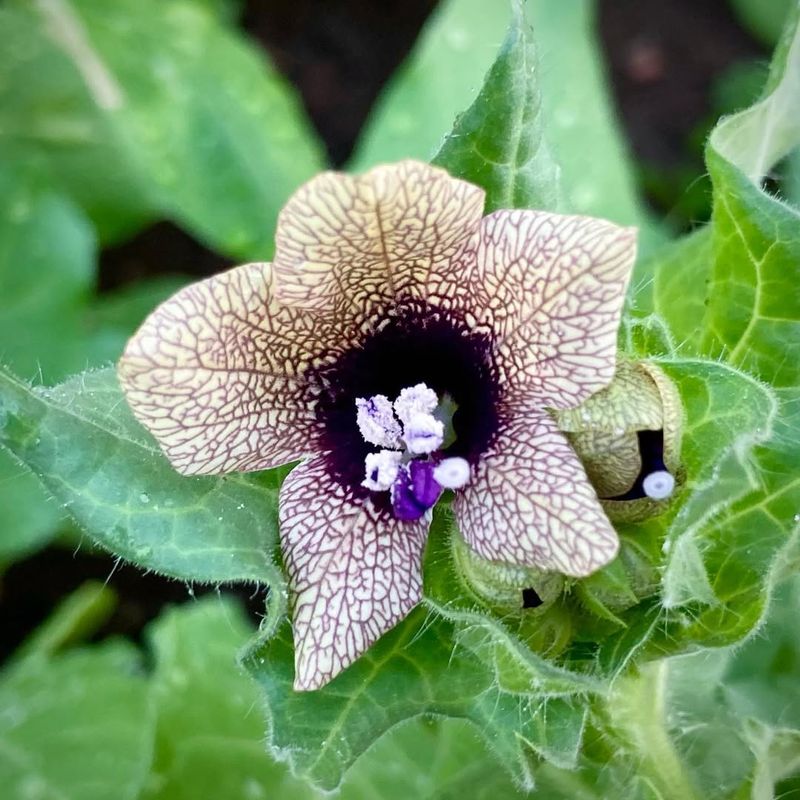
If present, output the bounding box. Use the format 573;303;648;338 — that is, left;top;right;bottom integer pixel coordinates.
118;160;637;691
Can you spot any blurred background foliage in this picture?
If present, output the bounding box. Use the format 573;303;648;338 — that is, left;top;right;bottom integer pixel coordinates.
0;0;799;798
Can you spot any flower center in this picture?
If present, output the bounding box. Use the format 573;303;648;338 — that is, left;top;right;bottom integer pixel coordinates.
356;383;470;521
310;302;500;513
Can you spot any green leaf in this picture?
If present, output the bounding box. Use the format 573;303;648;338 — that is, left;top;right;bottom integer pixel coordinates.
141;598;314;800
629;228;713;354
703;168;800;389
722;577;800;730
1;590;530;800
0;158;184;386
349;0;512;170
10;580;117;665
0;164;95;382
248;607;587;792
0;0;324;252
0;366;285;591
524;1;662;248
0;161;190;566
0;163;93;563
621;9;800;672
353;0;661;248
433;0;561;211
144;597;526;800
729;0;794;46
340;719;527;800
0;454;62;567
247;509;595;792
0;643;154;800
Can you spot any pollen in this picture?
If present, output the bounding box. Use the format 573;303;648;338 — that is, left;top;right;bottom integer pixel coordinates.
394;383;439;425
362;450;403;491
355;394;402;448
403;412;445;454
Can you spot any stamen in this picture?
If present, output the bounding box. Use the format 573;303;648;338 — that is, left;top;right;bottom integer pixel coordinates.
642;470;675;500
362;450;403;491
353;379;474;520
403;412;445;454
355;395;402;448
312;303;500;498
394;383;438;425
433;457;470;489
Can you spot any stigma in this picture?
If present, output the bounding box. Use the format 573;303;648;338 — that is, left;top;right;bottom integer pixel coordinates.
355;383;471;520
642;470;675;500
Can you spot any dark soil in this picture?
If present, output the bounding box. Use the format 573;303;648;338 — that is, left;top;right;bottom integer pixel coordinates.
0;0;769;661
99;221;231;292
242;0;438;166
599;0;765;167
0;548;268;661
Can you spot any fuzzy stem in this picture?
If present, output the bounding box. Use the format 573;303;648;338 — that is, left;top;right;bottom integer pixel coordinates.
607;661;702;800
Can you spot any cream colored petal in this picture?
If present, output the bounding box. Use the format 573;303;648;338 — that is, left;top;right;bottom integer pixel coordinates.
454;408;619;577
118;262;328;476
474;210;637;408
280;457;429;691
273;160;485;322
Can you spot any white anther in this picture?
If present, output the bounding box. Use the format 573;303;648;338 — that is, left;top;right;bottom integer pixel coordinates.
642;470;675;500
362;450;403;492
433;457;470;490
355;395;402;448
403;412;444;455
394;383;438;426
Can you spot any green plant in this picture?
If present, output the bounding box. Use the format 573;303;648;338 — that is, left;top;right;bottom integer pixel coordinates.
1;0;798;797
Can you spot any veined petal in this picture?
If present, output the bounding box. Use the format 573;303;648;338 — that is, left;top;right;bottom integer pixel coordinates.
473;210;637;408
454;408;619;577
280;457;429;690
118;262;327;476
273;160;485;322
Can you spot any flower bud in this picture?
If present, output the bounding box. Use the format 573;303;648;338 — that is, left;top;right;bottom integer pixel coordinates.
553;359;683;522
450;530;564;611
